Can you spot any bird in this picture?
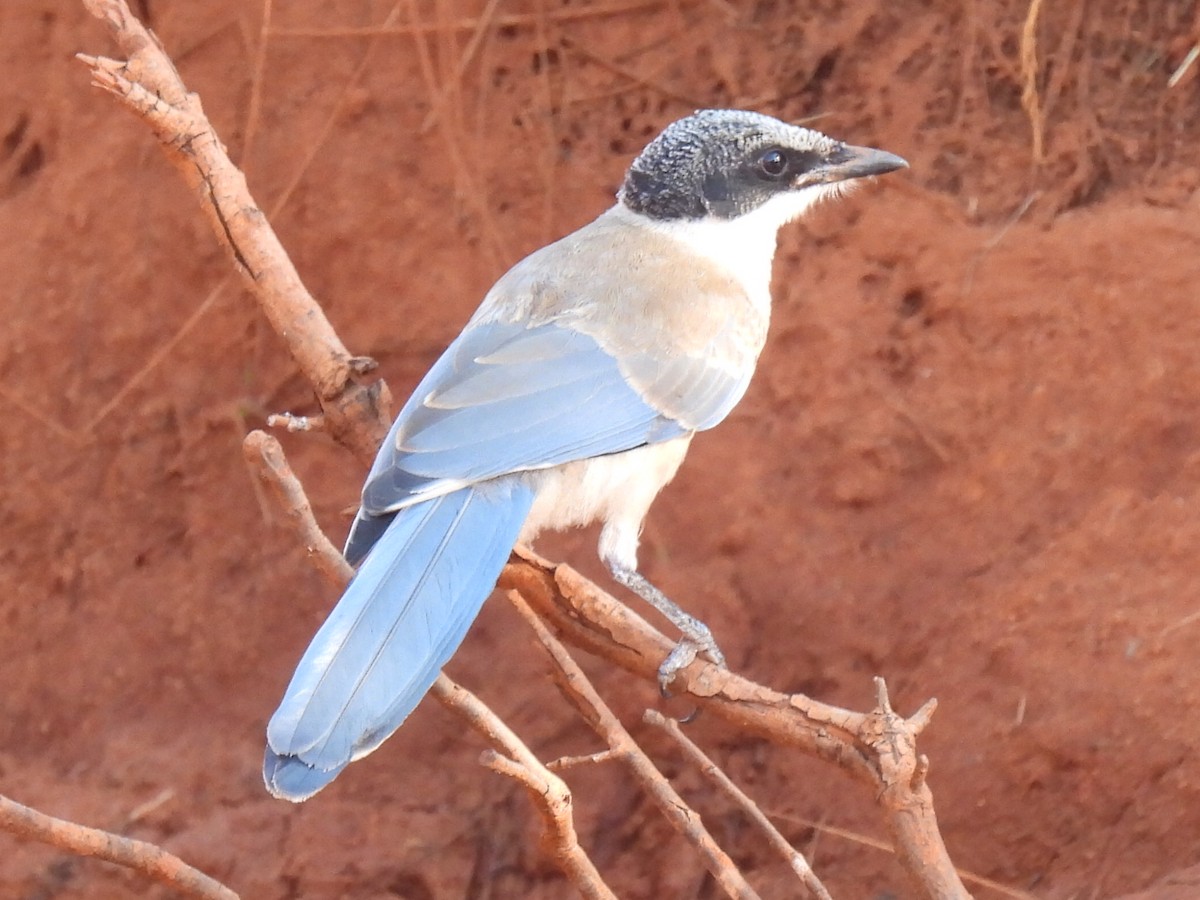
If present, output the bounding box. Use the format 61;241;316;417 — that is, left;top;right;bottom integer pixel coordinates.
264;108;907;801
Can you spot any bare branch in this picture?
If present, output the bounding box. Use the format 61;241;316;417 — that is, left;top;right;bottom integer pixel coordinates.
78;0;391;463
242;430;353;588
440;683;617;900
509;591;761;900
0;792;238;900
645;710;832;900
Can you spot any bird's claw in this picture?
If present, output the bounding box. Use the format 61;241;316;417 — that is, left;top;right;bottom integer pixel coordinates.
656;625;727;695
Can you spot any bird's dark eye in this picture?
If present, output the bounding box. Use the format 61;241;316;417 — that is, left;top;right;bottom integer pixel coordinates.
757;149;788;178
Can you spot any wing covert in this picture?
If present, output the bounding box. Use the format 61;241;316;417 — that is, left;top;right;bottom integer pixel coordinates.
360;321;689;515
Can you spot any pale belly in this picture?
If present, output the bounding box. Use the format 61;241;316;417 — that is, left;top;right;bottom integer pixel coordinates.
519;435;693;542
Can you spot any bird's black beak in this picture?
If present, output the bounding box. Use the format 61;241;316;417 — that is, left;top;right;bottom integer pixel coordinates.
813;144;908;184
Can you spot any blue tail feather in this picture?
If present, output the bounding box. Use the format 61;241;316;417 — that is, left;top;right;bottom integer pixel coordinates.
264;479;534;801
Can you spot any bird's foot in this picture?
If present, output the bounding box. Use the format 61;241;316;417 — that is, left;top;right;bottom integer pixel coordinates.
657;617;726;693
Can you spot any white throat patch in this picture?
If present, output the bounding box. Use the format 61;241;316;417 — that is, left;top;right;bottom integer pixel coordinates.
615;183;846;312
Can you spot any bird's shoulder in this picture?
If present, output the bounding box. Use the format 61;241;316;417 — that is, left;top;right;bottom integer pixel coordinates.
470;207;769;364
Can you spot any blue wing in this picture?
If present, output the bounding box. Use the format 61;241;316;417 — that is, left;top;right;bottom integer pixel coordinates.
345;320;695;564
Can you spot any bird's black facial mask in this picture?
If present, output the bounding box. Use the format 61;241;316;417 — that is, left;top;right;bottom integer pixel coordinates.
619;109;905;222
700;145;829;219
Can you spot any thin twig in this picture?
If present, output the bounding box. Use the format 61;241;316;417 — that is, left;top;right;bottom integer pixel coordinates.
645;710;833;900
439;681;617;900
242;430;352;587
508;591;762;900
0;792;238;900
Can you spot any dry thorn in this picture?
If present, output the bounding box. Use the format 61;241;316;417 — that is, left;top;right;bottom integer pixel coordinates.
0;791;238;900
645;709;832;900
547;749;622;771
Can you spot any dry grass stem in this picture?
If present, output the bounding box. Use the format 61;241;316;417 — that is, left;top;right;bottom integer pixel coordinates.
270;1;665;38
1019;0;1045;165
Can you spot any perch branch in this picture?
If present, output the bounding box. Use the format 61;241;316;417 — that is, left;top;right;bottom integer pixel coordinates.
78;0;391;463
501;551;969;899
241;431;614;899
645;709;832;900
0;791;238;900
508;591;761;900
83;1;969;895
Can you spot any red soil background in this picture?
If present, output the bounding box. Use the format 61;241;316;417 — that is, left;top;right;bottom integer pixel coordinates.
3;1;1200;897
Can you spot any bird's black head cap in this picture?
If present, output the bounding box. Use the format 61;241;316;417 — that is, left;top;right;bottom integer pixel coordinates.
619;109;906;221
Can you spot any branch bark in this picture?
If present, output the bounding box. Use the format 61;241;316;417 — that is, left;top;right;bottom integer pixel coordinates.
79;0;390;463
0;792;238;900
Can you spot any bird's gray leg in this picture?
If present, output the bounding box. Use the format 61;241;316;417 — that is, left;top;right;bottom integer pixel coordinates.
603;556;727;689
594;445;724;689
